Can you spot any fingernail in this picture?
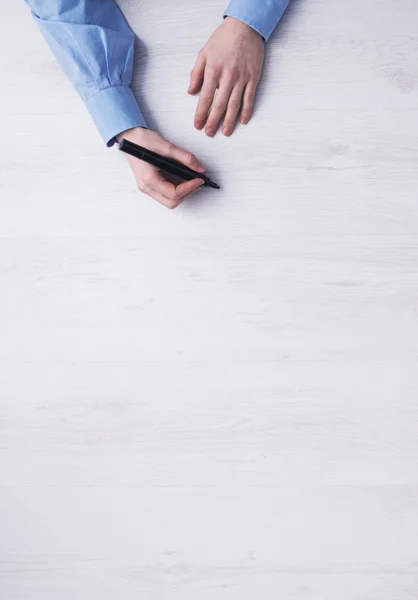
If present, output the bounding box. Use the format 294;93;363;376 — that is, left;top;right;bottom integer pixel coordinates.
206;128;214;137
222;127;231;136
197;164;206;172
195;122;203;130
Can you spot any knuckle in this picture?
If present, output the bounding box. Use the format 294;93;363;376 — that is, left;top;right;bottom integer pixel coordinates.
229;101;240;111
254;71;262;83
213;100;226;112
226;66;238;80
142;174;153;187
207;64;220;77
200;98;212;108
166;199;178;210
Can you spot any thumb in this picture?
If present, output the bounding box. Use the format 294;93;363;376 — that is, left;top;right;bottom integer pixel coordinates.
188;51;205;94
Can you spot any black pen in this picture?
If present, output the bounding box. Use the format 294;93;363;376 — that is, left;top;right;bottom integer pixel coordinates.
118;138;220;190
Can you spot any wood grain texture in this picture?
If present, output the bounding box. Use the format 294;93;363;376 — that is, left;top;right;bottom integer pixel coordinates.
1;0;418;598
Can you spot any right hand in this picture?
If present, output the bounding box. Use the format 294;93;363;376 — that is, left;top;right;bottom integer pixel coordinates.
117;127;206;209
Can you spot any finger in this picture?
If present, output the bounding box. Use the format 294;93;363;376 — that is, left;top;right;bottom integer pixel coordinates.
174;178;205;201
194;69;218;130
240;81;258;125
205;79;234;137
152;175;203;200
188;52;206;95
150;178;204;210
135;168;178;207
146;189;173;208
151;175;177;198
221;83;245;136
164;143;206;173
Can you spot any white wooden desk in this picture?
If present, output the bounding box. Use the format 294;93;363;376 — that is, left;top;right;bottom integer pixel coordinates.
1;1;418;598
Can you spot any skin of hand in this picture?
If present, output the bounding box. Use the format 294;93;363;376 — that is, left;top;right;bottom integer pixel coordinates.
117;127;206;209
188;16;265;137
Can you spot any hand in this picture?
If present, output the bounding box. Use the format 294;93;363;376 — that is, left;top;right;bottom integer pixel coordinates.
117;128;206;209
188;16;265;137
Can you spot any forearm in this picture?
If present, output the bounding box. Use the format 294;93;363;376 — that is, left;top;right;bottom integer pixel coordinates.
25;0;146;145
224;0;291;40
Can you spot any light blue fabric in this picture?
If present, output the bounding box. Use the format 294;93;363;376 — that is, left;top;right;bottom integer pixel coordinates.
25;0;290;145
225;0;290;41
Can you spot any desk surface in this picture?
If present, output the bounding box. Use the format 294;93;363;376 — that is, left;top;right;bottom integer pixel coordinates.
1;1;418;598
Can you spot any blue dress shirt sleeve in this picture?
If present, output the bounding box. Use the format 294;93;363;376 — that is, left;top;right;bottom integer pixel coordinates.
25;0;147;146
224;0;290;41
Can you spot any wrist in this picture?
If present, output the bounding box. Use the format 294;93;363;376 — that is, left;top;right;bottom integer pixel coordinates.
116;126;147;144
223;16;264;41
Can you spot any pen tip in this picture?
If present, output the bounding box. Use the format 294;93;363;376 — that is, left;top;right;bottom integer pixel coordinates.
206;179;220;190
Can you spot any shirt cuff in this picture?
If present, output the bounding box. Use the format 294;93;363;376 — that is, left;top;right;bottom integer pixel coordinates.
224;0;289;41
85;85;147;147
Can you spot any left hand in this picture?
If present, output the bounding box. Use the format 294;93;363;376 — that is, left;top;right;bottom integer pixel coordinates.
188;17;265;137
